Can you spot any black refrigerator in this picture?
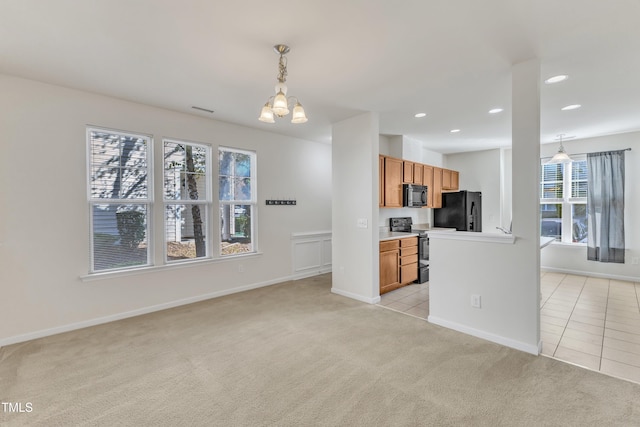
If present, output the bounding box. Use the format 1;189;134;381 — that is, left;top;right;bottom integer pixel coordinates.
433;191;482;232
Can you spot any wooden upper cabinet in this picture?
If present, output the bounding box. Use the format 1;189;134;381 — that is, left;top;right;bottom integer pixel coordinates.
432;167;443;208
413;163;424;185
423;165;434;208
442;168;460;191
378;154;459;209
384;157;403;207
403;161;414;183
451;170;459;190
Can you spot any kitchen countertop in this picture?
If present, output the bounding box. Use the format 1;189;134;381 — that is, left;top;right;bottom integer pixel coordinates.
422;227;457;234
379;231;419;241
379;228;456;241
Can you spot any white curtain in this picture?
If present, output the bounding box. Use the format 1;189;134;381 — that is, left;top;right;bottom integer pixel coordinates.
587;150;625;263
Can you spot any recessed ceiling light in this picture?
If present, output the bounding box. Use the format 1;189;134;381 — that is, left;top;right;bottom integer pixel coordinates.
545;75;568;84
488;108;503;114
450;129;461;133
414;112;427;118
561;104;582;111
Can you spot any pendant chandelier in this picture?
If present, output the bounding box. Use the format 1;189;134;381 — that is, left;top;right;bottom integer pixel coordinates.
547;134;573;164
258;44;308;124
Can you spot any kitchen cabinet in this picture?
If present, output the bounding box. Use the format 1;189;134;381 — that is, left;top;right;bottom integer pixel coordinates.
399;237;418;284
380;236;418;294
383;157;403;207
403;160;414;183
442;168;459;191
378;154;459;209
413;163;424;185
423;165;434;208
432;167;443;208
379;239;400;294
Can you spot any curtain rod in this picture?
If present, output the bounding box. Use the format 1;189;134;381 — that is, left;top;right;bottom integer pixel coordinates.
541;147;632;160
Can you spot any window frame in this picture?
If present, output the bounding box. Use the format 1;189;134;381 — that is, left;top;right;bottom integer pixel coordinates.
218;146;258;257
163;138;213;264
87;127;154;273
86;128;261;276
540;156;587;245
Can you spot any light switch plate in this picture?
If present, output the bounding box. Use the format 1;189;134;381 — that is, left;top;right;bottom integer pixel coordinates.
471;295;481;308
356;218;368;228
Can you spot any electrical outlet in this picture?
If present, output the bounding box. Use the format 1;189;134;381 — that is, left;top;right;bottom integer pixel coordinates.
471;294;481;308
238;264;245;273
632;257;640;265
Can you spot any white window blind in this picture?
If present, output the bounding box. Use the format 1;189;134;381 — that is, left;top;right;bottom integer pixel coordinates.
88;129;152;272
540;157;587;244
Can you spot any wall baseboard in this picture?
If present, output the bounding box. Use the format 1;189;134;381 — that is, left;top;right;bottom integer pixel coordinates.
0;275;294;347
292;267;332;281
427;315;539;355
331;287;380;304
541;266;640;283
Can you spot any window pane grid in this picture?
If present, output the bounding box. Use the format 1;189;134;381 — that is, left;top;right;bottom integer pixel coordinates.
89;131;149;201
571;160;588;198
88;128;151;272
219;147;256;256
91;203;150;271
539;159;588;244
540;163;563;199
163;140;211;262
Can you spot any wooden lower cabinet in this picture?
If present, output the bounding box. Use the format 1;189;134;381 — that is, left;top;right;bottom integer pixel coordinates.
379;240;400;294
380;237;418;295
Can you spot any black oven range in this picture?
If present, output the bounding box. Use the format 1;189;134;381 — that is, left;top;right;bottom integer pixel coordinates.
389;217;429;284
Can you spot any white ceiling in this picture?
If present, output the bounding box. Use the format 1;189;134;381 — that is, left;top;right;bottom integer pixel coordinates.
2;0;640;153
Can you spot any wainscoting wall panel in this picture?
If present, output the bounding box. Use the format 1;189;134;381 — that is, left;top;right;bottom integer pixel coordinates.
291;231;332;279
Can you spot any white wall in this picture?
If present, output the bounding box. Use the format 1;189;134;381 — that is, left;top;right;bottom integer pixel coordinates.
540;132;640;280
445;149;502;232
0;74;332;345
331;113;380;303
428;59;541;355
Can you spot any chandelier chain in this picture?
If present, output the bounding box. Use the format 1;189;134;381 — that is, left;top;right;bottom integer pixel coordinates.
277;55;288;83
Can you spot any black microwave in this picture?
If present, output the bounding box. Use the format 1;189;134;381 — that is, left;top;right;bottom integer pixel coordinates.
403;184;428;208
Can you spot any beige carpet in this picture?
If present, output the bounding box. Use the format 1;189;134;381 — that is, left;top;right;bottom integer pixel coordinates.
2;273;640;426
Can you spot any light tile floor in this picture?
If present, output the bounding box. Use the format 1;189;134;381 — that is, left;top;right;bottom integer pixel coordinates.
378;282;430;319
540;271;640;384
379;272;640;384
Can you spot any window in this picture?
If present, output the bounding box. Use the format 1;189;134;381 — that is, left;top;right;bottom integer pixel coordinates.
164;140;211;262
88;129;152;272
219;147;256;256
88;129;258;274
540;158;588;243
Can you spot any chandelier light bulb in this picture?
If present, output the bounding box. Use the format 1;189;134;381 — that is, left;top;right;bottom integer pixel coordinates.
291;102;308;124
258;102;275;123
271;90;290;116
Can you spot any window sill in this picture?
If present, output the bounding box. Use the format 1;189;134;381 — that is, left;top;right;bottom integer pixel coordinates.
549;241;587;249
80;251;263;282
